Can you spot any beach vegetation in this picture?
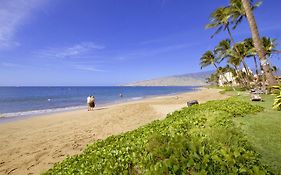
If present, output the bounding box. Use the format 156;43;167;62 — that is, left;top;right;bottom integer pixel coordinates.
44;98;272;174
272;84;281;110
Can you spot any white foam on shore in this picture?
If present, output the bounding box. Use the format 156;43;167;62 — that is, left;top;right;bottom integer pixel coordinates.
0;88;198;122
0;106;85;119
130;97;143;101
0;97;144;120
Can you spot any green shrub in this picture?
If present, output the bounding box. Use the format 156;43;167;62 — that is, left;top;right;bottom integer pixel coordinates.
44;98;270;175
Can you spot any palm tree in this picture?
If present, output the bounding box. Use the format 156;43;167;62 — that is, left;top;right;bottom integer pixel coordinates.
214;39;232;61
230;42;252;76
229;41;257;87
229;0;262;29
206;1;260;46
241;0;278;85
214;39;250;87
206;4;251;76
262;37;278;56
244;38;259;75
200;51;232;86
244;37;278;76
200;51;219;69
207;72;219;85
206;7;236;42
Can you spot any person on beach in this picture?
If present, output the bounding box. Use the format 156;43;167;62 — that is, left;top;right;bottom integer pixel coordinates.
89;96;95;110
87;95;91;111
87;95;95;111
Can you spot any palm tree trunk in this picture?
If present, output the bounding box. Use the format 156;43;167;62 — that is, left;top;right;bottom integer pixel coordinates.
234;65;247;87
227;26;251;85
241;60;251;76
241;0;278;86
226;26;236;46
253;56;259;75
238;62;250;88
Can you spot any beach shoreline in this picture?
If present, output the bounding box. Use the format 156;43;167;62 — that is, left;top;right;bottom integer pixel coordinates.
0;86;201;124
0;87;226;175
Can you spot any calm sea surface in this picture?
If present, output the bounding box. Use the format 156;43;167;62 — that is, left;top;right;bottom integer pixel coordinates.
0;86;198;122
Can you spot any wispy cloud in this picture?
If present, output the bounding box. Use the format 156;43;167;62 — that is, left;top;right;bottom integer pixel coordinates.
1;62;24;68
34;42;105;59
73;64;106;72
116;42;202;61
0;0;46;49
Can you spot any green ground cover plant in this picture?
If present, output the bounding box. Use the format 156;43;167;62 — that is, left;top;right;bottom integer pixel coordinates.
44;98;271;175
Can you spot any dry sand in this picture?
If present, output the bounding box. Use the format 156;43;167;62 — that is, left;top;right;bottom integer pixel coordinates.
0;88;227;175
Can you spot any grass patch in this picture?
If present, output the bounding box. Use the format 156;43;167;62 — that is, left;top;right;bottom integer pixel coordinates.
44;98;271;174
205;85;247;94
232;93;281;174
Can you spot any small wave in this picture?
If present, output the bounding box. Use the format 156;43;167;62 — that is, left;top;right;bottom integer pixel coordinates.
0;106;85;119
130;97;144;101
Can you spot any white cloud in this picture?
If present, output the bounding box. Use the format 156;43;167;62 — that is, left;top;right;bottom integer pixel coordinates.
0;0;46;49
35;42;105;58
56;42;105;58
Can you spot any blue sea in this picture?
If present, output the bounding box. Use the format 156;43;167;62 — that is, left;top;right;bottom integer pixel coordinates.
0;86;198;122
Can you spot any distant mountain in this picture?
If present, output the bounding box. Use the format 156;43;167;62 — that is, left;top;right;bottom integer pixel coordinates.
125;71;212;86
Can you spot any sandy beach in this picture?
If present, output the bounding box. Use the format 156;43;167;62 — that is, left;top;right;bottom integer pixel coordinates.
0;88;227;175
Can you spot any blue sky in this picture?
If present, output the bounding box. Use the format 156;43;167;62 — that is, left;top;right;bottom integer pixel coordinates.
0;0;280;86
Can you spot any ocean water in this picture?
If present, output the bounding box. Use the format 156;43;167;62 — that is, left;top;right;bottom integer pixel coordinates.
0;86;198;122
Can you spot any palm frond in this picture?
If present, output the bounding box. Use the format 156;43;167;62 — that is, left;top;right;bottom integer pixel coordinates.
252;1;263;10
232;16;243;29
211;26;223;38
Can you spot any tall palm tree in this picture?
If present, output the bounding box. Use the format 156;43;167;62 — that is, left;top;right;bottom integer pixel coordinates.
206;4;250;75
241;0;278;85
229;0;262;29
214;39;249;87
230;41;256;87
206;7;236;43
207;1;260;45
